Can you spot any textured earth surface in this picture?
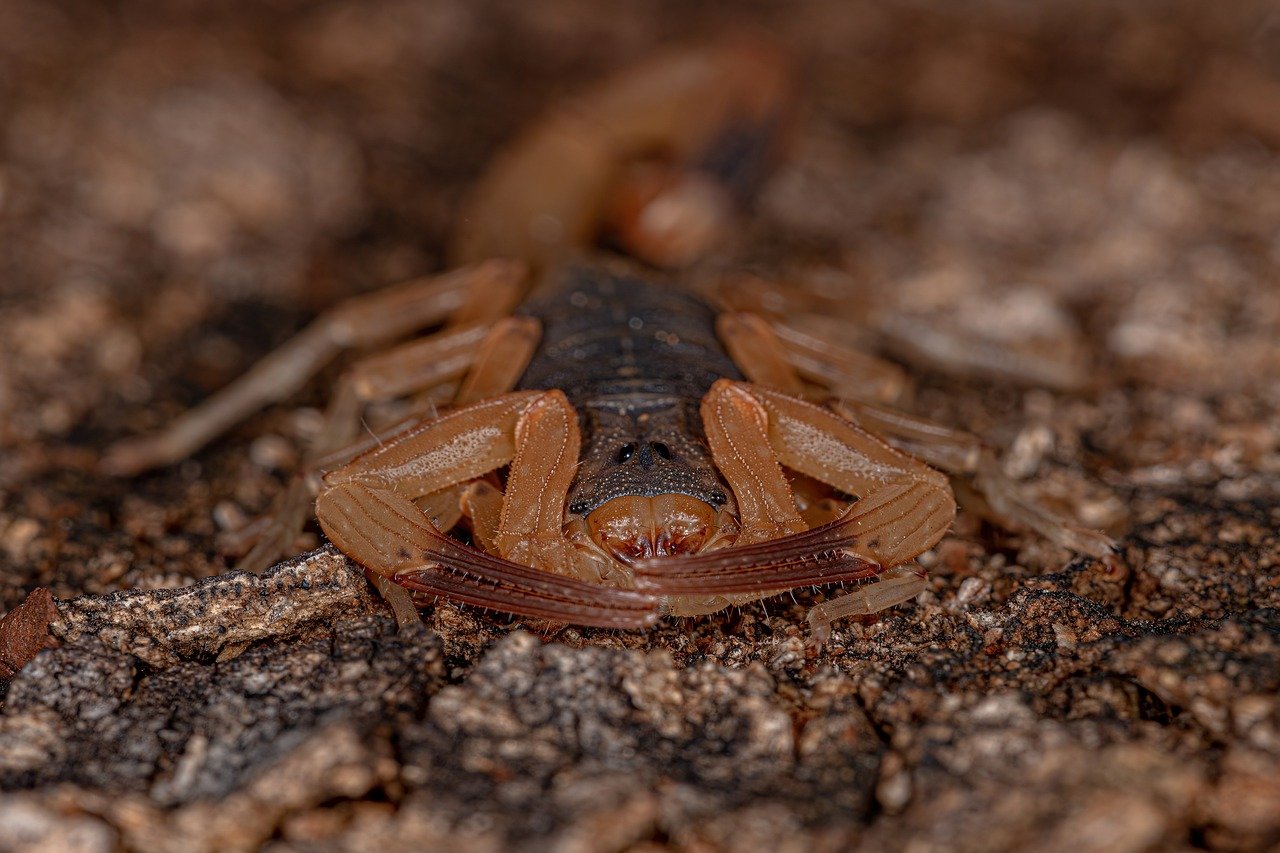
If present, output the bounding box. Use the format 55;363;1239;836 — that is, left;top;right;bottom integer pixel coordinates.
1;1;1279;850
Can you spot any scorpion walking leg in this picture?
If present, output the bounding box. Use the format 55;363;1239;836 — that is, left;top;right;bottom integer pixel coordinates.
636;382;953;612
831;400;1117;557
232;316;543;574
313;314;541;455
805;564;927;643
717;310;907;404
460;481;503;553
229;322;488;573
872;311;1090;391
721;309;1114;558
716;313;807;398
302;321;493;466
769;316;911;405
317;392;657;628
446;262;530;329
101;260;525;476
454;317;542;405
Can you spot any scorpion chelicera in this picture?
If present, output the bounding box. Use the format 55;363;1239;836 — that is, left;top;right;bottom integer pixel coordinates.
103;38;1114;638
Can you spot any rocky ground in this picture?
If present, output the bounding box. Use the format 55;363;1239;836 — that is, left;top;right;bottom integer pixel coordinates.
1;1;1278;850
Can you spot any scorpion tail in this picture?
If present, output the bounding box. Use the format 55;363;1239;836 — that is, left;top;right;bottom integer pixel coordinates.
450;34;795;272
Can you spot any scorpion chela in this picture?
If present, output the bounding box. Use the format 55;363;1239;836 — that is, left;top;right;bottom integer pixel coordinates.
103;37;1114;638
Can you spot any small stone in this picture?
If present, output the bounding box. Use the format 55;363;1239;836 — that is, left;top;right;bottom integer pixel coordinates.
0;588;58;679
2;518;41;560
249;435;298;472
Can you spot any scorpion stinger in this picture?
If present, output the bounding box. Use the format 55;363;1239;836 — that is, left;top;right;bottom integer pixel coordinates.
452;35;793;271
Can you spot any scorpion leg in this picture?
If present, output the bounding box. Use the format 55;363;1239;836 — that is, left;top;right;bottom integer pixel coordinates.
319;313;542;456
873;311;1090;391
310;312;541;456
446;262;531;329
716;313;807;397
454;316;542;405
717;309;908;404
309;322;494;454
828;400;984;474
636;381;954;605
830;400;1117;558
459;480;503;553
805;563;928;644
721;308;1115;558
232;315;544;574
769;317;911;405
101;259;525;476
317;392;657;629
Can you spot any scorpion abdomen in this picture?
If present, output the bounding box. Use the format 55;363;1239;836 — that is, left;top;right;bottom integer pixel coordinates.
516;261;742;406
517;261;739;519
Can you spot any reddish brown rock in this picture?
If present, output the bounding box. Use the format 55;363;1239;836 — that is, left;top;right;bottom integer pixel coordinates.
0;589;57;680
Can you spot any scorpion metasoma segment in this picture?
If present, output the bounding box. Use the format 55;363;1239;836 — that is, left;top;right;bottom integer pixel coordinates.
102;37;1113;638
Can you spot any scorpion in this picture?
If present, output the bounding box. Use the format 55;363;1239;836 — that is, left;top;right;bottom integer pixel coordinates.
101;37;1114;639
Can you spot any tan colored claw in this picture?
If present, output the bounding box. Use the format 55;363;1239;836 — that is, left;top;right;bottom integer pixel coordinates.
637;379;955;622
316;390;656;629
719;304;1117;560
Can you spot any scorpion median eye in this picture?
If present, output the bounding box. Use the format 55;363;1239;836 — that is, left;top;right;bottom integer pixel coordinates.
617;443;637;463
650;441;672;460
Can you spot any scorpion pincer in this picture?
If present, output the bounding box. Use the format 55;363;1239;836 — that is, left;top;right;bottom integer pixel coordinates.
102;37;1113;639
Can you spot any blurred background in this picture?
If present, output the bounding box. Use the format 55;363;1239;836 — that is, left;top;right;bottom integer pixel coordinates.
1;0;1278;605
2;5;1280;850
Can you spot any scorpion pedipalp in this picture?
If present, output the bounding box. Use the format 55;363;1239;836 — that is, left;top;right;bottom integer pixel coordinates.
387;518;660;630
632;511;882;596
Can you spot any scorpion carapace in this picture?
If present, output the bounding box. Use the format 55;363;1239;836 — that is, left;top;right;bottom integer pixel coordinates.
101;36;1115;638
518;262;739;520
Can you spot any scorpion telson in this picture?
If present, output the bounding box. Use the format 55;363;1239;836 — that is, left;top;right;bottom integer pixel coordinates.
102;36;1115;638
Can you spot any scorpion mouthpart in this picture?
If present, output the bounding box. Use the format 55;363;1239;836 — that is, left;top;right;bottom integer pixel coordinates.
586;494;719;563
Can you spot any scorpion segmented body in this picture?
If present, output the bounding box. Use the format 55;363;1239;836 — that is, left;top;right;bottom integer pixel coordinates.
518;262;738;519
102;36;1114;638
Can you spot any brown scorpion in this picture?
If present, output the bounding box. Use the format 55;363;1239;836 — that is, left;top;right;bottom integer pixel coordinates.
102;38;1114;639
